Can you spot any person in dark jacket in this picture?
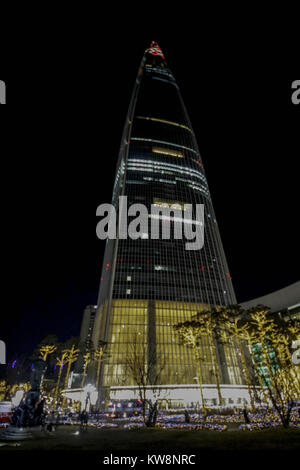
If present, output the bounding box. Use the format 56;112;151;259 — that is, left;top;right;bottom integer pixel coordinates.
243;408;250;424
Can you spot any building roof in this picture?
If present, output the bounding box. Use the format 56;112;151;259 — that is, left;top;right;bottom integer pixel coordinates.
241;281;300;312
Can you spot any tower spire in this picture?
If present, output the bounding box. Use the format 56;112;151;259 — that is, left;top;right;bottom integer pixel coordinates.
146;40;165;59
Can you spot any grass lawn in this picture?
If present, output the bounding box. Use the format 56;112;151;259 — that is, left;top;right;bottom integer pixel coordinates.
1;425;299;452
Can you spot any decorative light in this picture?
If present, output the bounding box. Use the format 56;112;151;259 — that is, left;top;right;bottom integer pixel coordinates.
147;41;165;59
137;116;193;134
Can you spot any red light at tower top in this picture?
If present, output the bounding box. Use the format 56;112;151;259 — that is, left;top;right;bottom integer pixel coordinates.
147;41;165;59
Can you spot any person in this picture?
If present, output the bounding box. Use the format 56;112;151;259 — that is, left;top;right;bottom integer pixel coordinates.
35;399;46;426
243;408;250;424
79;410;88;431
46;423;54;432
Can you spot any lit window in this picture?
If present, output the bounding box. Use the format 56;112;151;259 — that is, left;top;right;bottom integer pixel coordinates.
127;276;132;282
153;147;184;158
136;116;193;134
126;289;131;295
153;198;188;212
131;137;201;159
128;158;208;181
155;265;164;271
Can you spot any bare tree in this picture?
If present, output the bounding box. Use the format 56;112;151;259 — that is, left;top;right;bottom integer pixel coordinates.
124;331;166;427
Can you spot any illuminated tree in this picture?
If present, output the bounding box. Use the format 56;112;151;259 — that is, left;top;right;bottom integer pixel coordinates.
248;307;278;381
9;382;31;395
221;305;257;411
81;352;92;388
34;335;58;359
271;323;300;397
269;320;300;399
94;341;108;390
193;311;223;405
173;321;207;419
56;344;79;409
39;344;57;362
0;380;8;401
247;306;300;427
62;344;80;390
53;351;68;408
237;307;274;405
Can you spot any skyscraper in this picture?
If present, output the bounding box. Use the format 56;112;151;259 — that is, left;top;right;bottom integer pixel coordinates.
92;41;246;405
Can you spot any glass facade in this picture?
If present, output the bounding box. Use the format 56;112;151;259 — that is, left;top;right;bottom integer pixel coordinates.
93;42;243;390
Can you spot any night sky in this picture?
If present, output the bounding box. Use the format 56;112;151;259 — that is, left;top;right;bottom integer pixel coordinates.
1;39;299;361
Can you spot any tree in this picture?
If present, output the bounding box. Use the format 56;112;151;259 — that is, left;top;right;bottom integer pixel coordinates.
247;305;300;427
81;352;92;388
193;310;223;405
53;351;68;409
59;343;79;409
62;344;80;389
33;335;58;360
40;345;57;361
0;380;7;401
221;305;257;411
124;331;166;427
94;341;108;390
9;382;31;400
173;321;207;420
273;320;300;393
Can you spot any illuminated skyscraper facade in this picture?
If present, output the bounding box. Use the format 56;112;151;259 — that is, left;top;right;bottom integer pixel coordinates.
92;42;245;400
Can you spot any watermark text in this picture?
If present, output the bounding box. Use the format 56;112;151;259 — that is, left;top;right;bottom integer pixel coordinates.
0;340;6;364
291;80;300;105
292;340;300;365
0;81;6;104
96;197;205;251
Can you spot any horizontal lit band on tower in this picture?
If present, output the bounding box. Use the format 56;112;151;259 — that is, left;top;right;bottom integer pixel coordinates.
130;137;200;158
145;65;175;81
127;159;208;184
149;214;204;226
153;198;188;211
136;116;193;134
153;147;184;158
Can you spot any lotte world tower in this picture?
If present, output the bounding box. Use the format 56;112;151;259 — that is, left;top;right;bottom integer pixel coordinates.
92;41;247;406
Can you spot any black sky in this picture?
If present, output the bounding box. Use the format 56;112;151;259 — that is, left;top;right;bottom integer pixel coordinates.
1;39;299;360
